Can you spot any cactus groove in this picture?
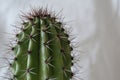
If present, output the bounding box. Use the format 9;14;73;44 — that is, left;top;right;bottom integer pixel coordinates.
11;8;73;80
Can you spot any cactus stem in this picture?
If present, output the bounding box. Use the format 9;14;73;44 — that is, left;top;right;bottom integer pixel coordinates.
4;8;74;80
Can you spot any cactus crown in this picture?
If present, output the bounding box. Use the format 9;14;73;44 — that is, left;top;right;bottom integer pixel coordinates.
9;8;73;80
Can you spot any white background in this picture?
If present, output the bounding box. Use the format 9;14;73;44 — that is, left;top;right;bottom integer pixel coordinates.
0;0;120;80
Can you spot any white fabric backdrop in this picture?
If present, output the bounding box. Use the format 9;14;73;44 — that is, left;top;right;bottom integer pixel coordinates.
0;0;120;80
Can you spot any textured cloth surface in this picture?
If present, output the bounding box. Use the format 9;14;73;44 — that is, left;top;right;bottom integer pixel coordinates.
0;0;120;80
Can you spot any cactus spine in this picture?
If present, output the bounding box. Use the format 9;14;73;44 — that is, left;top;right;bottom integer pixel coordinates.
11;8;72;80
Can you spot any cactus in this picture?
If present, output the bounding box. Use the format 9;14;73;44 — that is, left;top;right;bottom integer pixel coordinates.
9;8;73;80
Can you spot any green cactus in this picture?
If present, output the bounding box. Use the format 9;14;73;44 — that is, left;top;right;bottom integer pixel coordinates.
10;8;73;80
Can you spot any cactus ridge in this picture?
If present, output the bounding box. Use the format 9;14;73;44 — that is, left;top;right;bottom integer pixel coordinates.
8;8;73;80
